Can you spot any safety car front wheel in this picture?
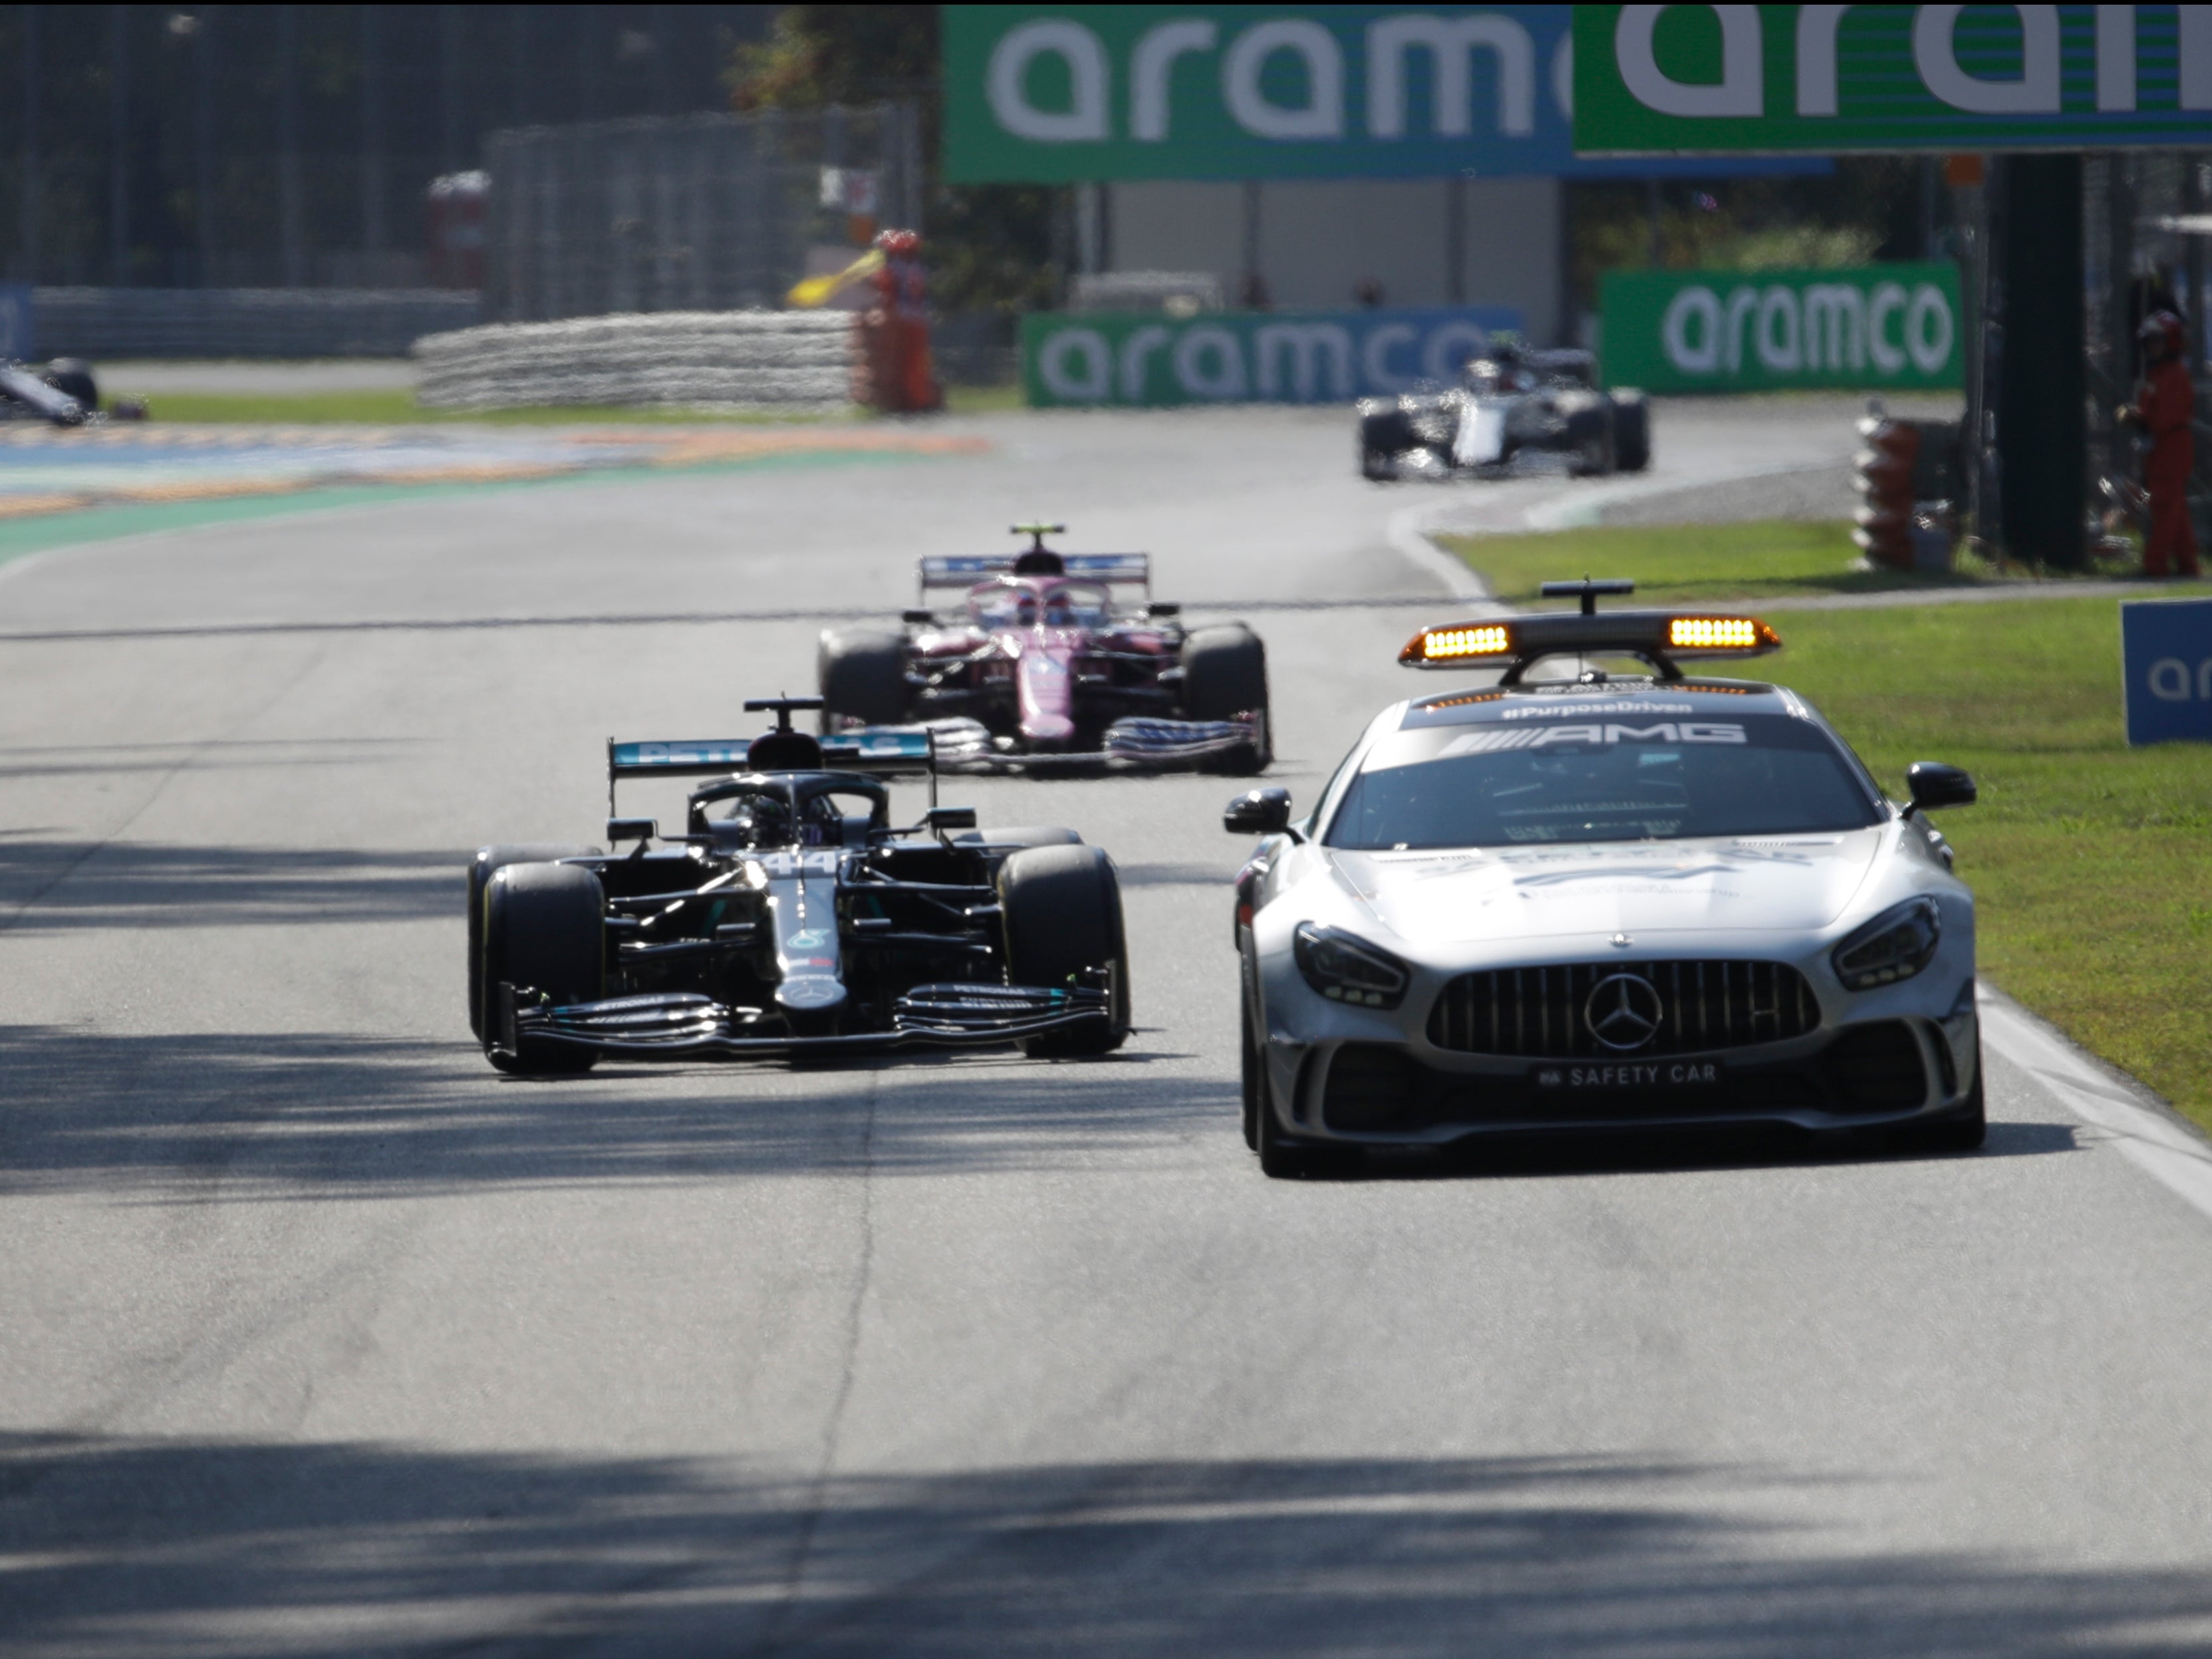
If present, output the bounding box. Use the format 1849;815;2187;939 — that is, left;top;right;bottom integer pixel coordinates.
1890;1043;1987;1154
1255;1060;1358;1179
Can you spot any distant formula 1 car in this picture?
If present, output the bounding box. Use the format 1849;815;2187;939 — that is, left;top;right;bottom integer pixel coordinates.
1356;344;1649;481
0;359;94;426
468;697;1129;1073
815;524;1271;774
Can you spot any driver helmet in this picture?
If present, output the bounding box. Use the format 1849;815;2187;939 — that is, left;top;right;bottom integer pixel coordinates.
1016;593;1039;626
1043;591;1076;625
728;794;791;847
2140;309;2187;363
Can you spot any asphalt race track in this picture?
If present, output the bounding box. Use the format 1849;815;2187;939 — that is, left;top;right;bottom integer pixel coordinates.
9;402;2212;1656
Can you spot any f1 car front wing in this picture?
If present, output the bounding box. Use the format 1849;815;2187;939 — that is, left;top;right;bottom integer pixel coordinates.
493;979;1113;1062
920;714;1262;772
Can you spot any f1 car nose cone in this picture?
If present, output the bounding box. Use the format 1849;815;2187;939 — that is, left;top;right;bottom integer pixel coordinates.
1022;712;1077;743
776;977;847;1012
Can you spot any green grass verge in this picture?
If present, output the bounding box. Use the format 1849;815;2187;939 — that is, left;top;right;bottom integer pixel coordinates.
1437;518;2031;605
1778;599;2212;1130
1454;517;2212;1127
107;383;1025;424
944;382;1026;414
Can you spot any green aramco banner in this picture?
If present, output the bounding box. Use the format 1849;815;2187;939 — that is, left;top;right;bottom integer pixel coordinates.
1572;5;2211;155
1600;263;1963;394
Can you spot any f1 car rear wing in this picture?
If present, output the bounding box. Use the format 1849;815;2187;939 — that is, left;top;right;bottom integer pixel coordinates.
917;553;1151;600
1399;579;1780;683
607;726;939;810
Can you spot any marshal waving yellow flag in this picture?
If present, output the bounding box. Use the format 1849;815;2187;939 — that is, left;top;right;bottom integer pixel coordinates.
786;249;883;309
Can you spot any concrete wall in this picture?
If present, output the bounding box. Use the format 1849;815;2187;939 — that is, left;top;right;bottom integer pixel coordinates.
1105;177;1562;342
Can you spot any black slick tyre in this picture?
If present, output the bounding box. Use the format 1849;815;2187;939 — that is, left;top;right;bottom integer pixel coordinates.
41;357;98;413
1255;1060;1355;1179
1180;624;1272;774
480;861;606;1074
816;628;910;730
1565;403;1616;476
467;843;599;1036
998;844;1129;1056
1610;391;1651;472
1358;406;1413;480
1240;963;1263;1151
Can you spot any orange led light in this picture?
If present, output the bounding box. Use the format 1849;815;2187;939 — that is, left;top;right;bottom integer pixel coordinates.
1667;617;1763;650
1422;625;1512;659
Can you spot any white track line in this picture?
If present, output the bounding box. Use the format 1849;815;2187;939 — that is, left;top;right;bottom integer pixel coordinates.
1385;499;1494;604
1979;984;2212;1223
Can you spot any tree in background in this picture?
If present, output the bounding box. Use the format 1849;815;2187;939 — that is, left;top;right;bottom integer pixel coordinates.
1567;158;1941;317
728;5;1061;317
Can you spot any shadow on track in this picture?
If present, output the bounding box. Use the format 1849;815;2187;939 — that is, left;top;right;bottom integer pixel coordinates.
3;1433;2205;1656
1323;1119;2081;1185
0;839;458;932
0;1024;1226;1199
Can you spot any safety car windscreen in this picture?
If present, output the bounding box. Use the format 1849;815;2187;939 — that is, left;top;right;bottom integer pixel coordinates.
1325;711;1881;849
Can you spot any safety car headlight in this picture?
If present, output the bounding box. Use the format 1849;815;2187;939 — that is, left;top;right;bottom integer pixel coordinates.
1832;897;1941;991
1293;923;1409;1010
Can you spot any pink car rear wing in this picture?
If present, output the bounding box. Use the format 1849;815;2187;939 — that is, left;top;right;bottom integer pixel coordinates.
917;553;1151;601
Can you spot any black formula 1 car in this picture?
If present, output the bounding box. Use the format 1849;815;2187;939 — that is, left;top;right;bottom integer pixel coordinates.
1356;345;1649;481
815;524;1270;774
466;698;1130;1073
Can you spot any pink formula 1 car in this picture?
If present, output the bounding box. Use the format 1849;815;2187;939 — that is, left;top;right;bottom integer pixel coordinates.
817;524;1271;774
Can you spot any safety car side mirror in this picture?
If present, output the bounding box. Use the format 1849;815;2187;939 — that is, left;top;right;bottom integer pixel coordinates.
1223;788;1291;835
1901;762;1976;818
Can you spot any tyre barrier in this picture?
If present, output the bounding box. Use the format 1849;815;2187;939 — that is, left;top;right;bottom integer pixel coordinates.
414;310;855;412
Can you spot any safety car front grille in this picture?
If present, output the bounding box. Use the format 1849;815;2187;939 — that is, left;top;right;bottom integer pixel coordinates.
1428;960;1820;1059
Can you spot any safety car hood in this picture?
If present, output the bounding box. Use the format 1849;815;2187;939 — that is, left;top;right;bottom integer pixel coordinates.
1327;830;1883;947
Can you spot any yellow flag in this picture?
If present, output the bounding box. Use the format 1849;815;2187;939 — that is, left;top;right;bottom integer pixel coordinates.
787;249;884;309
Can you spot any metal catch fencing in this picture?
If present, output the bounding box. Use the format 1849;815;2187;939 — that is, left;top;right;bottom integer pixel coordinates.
29;287;482;359
482;105;924;325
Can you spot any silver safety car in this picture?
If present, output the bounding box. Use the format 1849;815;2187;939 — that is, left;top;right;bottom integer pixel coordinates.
1225;580;1983;1177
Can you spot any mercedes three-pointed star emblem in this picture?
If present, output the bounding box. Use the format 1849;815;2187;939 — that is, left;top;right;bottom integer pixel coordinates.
1585;972;1663;1051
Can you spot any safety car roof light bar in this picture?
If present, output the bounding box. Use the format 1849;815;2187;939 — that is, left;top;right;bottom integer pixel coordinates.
1399;610;1782;682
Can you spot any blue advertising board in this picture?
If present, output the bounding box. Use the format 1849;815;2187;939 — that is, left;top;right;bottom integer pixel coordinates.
2121;597;2212;747
0;285;32;360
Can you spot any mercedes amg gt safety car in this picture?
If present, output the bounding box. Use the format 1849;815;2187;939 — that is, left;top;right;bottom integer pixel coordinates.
1225;580;1981;1177
816;523;1270;774
466;697;1129;1074
1356;344;1649;481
